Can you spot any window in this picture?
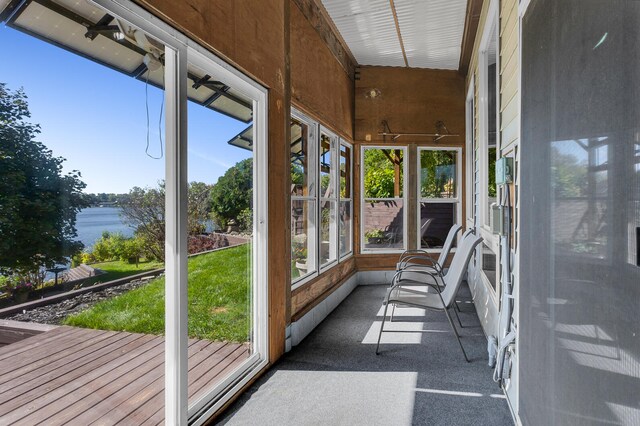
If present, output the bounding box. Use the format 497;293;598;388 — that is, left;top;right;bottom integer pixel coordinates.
418;148;461;249
466;80;475;224
478;0;499;292
485;24;498;227
291;113;317;282
290;109;352;287
319;129;338;269
361;147;407;252
339;142;353;258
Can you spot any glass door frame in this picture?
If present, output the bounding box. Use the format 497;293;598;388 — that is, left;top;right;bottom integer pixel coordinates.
92;1;269;424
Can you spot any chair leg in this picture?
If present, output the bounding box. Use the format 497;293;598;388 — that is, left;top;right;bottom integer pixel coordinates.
376;301;391;355
390;303;397;322
443;307;470;362
454;300;462;312
452;304;464;328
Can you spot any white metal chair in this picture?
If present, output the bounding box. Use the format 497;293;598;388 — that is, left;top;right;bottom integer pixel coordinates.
392;225;468;319
396;224;463;274
376;232;483;361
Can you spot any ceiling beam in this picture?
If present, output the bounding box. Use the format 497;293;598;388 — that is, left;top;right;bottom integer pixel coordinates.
389;0;409;68
291;0;357;79
458;0;484;75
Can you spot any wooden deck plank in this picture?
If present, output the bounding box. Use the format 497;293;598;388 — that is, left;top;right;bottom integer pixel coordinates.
1;335;164;425
186;342;229;384
0;326;251;425
99;342;229;425
0;320;57;346
0;328;118;386
190;345;250;401
0;327;105;373
0;326;78;361
0;334;157;420
0;332;144;411
70;339;206;426
144;345;250;426
83;340;218;426
13;336;168;426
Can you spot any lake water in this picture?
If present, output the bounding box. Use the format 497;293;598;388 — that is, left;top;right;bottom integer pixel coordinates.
75;207;134;250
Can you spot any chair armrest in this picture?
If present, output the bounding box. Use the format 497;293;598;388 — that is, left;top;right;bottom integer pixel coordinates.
392;267;444;290
398;249;429;262
398;255;441;271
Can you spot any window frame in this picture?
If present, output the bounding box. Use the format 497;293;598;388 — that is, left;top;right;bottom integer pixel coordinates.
318;126;340;272
290;109;353;290
416;146;463;253
477;0;501;298
290;109;319;288
360;145;408;254
339;140;354;260
465;77;475;229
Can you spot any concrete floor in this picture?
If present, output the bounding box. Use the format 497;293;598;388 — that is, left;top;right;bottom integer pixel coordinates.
219;284;514;426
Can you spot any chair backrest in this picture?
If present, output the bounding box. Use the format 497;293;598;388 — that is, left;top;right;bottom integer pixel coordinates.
436;224;463;267
440;233;483;307
461;228;474;239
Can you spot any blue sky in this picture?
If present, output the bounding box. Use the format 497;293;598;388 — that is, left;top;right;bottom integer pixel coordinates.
0;25;251;193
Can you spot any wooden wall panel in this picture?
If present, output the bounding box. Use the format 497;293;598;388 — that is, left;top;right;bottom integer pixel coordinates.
354;67;466;265
291;257;356;319
290;1;355;138
136;0;286;91
355;67;465;145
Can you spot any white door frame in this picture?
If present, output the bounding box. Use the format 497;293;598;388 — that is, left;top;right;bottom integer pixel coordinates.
90;1;269;424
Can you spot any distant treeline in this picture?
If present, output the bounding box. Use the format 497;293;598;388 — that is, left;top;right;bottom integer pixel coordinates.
81;193;130;206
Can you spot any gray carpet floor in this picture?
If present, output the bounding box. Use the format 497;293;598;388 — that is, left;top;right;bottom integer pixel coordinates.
219;284;514;426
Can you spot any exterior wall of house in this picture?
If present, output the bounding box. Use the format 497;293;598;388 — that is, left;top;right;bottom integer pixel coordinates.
465;0;521;417
465;0;520;339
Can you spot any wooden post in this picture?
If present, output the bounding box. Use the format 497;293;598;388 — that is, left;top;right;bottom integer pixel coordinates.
394;149;401;197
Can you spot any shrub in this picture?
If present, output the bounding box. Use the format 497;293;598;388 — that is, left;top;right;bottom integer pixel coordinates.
120;238;142;264
91;232;129;262
237;208;253;232
4;277;34;294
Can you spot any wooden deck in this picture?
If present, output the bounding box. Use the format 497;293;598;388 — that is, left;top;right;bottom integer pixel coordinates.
0;326;249;425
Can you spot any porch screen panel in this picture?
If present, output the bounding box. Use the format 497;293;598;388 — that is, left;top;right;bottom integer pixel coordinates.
521;1;640;425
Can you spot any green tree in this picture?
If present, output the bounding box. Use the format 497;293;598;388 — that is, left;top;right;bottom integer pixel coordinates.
120;181;212;261
551;146;587;198
120;185;165;261
0;84;87;276
419;150;456;198
363;149;403;198
210;158;252;229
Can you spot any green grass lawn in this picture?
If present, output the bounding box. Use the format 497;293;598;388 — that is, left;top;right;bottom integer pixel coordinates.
81;259;164;286
64;244;250;343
